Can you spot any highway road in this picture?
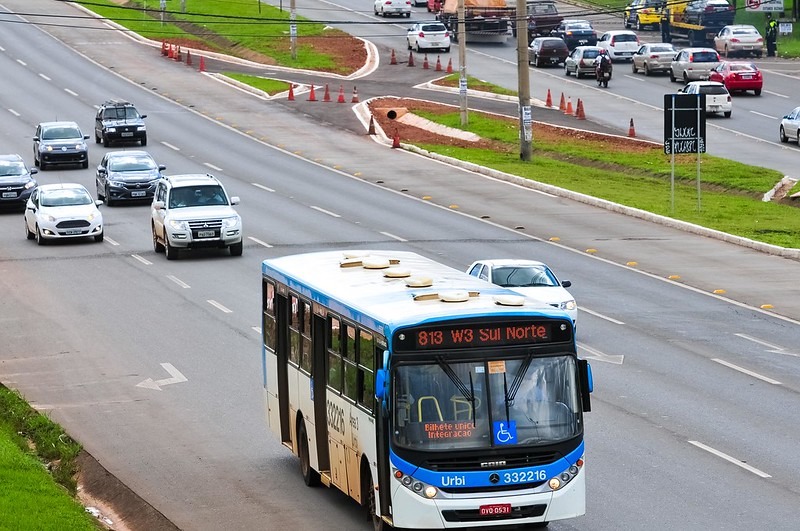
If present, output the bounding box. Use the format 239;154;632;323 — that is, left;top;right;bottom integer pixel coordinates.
1;1;799;530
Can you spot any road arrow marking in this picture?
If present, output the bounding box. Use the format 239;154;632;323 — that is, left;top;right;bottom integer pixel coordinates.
735;333;799;357
578;343;624;364
136;363;188;391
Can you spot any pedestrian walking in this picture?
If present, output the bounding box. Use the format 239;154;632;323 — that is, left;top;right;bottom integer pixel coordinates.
765;14;778;57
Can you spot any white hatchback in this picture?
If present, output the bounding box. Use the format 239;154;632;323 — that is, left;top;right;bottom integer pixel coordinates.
406;21;451;53
466;259;578;325
678;81;732;118
597;30;640;61
24;183;104;245
374;0;411;17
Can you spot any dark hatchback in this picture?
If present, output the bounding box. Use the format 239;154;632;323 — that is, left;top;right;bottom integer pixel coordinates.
32;121;89;170
0;154;38;210
528;37;569;67
96;150;165;206
551;19;597;50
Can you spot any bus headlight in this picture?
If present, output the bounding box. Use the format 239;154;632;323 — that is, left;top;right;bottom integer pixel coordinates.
424;486;438;499
548;457;584;491
392;468;439;499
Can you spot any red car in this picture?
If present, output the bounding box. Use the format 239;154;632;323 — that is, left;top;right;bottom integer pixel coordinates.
708;61;762;96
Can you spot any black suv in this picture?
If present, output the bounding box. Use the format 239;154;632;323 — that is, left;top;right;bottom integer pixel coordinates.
94;100;147;147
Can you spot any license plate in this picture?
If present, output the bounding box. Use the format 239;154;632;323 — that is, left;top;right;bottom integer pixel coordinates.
65;229;82;235
479;503;511;516
579;39;587;44
121;132;134;137
2;192;16;198
431;41;441;46
710;106;720;111
741;74;753;79
131;191;146;197
198;230;215;238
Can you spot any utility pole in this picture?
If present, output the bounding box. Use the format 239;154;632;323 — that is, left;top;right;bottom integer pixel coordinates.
290;0;297;60
458;0;468;126
516;2;532;161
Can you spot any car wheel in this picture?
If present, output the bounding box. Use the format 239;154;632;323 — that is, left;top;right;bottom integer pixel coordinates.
407;39;412;51
683;71;689;82
635;17;642;31
165;234;178;260
152;225;165;253
95;132;101;144
103;135;110;148
779;126;788;143
754;88;761;96
444;46;450;53
39;160;47;171
644;63;652;76
25;219;34;240
669;69;676;82
564;64;570;76
82;160;89;169
94;231;104;243
724;45;730;58
724;111;731;118
624;14;631;29
632;62;638;74
105;187;114;206
35;225;47;246
415;42;421;53
140;135;147;147
229;241;243;257
405;12;410;17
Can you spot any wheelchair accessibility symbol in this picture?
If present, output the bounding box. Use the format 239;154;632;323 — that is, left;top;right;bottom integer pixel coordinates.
493;421;517;445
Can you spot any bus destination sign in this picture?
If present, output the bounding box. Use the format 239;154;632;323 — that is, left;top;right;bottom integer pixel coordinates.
395;320;571;351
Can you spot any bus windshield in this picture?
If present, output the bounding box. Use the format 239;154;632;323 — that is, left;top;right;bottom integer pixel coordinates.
392;355;580;451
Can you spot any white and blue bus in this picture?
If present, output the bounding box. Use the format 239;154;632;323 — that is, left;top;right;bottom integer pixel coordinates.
261;250;593;529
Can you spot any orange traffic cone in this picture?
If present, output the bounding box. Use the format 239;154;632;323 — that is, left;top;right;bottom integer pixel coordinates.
628;118;636;138
161;41;168;56
337;85;345;103
545;89;552;107
308;85;317;102
323;83;331;102
368;115;376;135
288;84;295;101
558;92;566;111
351;86;359;103
446;58;453;73
565;97;573;115
392;130;401;148
175;45;182;62
435;56;442;71
408;52;415;67
575;99;586;120
186;50;193;66
168;44;174;59
423;54;429;69
390;49;397;65
198;56;206;72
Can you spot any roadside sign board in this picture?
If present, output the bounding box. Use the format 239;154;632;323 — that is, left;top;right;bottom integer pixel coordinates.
745;0;783;11
664;94;706;155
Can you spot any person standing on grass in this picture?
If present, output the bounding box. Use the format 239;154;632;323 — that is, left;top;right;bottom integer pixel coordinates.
766;14;778;57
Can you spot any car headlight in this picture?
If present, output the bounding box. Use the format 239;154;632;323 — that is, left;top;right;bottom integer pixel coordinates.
24;181;36;190
109;180;125;187
221;216;240;228
106;127;117;133
136;126;146;132
86;213;99;222
76;143;87;150
561;300;577;311
169;219;189;231
44;145;53;152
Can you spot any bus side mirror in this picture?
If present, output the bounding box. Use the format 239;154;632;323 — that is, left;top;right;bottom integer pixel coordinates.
578;359;592;412
375;368;389;400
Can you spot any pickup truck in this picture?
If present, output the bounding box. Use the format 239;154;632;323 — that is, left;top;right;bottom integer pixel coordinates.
509;1;564;42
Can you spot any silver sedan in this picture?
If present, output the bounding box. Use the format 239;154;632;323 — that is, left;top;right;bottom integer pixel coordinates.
779;106;800;145
631;43;676;76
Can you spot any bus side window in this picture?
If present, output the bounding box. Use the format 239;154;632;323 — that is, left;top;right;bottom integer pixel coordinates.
300;300;312;373
262;280;276;351
289;295;301;366
327;316;342;391
358;331;375;413
343;323;358;401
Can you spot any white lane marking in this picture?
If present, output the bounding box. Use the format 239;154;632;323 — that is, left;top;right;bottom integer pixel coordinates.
0;46;5;52
136;362;188;390
310;205;341;218
204;162;223;171
750;110;778;120
711;358;781;385
161;141;180;151
380;231;407;242
8;109;20;117
579;306;624;325
104;237;119;246
248;236;272;248
39;73;51;81
207;299;233;313
252;326;262;334
735;333;799;358
252;183;275;192
16;59;26;66
688;441;772;478
131;254;151;265
763;90;788;98
624;74;646;82
64;88;78;97
578;343;624;364
167;275;190;289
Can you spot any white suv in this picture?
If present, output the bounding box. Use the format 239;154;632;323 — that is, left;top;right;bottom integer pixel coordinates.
151;174;242;259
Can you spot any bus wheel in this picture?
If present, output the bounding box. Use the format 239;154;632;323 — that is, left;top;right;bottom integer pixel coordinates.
363;469;388;531
298;420;320;487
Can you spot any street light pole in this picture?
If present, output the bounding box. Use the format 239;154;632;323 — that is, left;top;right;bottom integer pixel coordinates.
290;0;297;60
458;0;468;126
515;2;532;161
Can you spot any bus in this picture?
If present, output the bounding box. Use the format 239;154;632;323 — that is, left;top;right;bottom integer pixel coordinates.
261;250;593;529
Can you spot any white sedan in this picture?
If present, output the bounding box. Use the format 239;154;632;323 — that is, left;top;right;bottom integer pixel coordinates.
678;81;732;118
24;183;104;245
406;21;451;53
374;0;411;17
466;259;578;325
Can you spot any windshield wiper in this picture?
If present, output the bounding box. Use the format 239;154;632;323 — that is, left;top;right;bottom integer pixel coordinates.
502;354;534;422
436;356;477;427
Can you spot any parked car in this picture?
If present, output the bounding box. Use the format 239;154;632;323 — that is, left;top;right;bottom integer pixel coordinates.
597;30;640;61
406;21;451;53
551;19;597;50
778;106;800;145
713;25;763;58
528;37;569;67
466;259;577;325
94;100;147;147
374;0;411;17
96;150;165;206
564;45;603;78
32;121;89;171
631;42;676;75
0;154;38;211
624;0;663;31
683;0;734;27
670;47;720;82
708;61;762;95
678;81;732;117
151;173;242;259
24;183;103;245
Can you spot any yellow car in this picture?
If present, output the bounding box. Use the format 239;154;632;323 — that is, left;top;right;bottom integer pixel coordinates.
624;0;663;31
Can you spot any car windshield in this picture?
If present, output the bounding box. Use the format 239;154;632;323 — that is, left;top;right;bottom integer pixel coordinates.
0;161;26;176
700;85;729;95
108;157;156;172
103;107;140;120
613;34;638;42
491;265;559;287
530;4;557;14
168;185;227;208
41;189;93;207
733;27;758;35
41;127;81;140
729;63;756;71
392;356;581;451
